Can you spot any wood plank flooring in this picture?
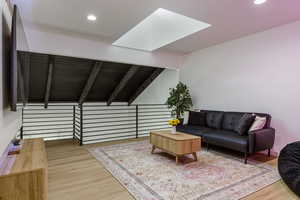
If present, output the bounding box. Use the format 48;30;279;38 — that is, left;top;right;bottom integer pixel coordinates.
46;138;299;200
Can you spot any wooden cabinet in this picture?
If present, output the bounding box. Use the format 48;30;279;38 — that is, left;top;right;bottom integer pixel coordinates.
0;139;48;200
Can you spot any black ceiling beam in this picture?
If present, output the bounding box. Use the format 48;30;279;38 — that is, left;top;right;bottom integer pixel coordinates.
107;66;139;106
128;68;164;105
17;56;26;106
44;56;54;108
78;61;103;105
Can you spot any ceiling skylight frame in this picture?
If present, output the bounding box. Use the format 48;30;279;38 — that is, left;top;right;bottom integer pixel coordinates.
112;8;211;51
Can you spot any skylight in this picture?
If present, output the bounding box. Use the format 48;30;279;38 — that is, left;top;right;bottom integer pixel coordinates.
112;8;211;51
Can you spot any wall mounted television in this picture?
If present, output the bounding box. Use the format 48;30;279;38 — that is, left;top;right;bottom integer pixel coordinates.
10;5;29;111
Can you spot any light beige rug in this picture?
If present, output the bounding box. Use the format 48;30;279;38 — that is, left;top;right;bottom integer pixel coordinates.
89;141;280;200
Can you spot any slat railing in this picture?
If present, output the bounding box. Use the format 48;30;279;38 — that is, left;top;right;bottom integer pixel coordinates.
20;103;172;145
21;104;74;140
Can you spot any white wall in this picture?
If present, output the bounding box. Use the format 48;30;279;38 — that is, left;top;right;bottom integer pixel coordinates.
0;0;22;156
180;21;300;153
23;24;184;69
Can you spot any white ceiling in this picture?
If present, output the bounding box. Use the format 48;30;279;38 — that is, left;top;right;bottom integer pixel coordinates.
13;0;300;53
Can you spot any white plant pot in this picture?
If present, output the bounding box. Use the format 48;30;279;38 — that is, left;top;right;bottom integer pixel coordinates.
171;126;176;134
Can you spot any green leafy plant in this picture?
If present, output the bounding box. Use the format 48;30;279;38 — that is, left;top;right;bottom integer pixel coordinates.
166;82;193;118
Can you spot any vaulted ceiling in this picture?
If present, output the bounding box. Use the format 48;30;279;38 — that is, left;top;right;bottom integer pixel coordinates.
13;0;300;53
17;51;164;106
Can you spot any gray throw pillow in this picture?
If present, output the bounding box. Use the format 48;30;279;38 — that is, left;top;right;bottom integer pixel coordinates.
234;114;256;135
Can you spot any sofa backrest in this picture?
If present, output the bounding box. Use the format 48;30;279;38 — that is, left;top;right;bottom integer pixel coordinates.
202;110;224;129
201;110;272;130
222;112;244;131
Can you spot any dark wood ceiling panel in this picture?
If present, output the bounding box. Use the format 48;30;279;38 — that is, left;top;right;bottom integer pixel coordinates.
128;68;164;105
86;62;131;102
44;56;54;108
50;56;94;101
78;62;103;105
107;66;139;105
17;51;165;104
115;67;156;102
27;52;49;102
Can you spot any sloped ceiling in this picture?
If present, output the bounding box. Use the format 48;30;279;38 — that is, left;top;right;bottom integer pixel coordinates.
17;51;164;106
13;0;300;53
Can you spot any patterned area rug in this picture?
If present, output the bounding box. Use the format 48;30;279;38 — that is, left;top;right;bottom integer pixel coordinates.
89;141;280;200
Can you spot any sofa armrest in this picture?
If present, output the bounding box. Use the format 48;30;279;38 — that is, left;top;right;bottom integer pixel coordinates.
248;128;275;154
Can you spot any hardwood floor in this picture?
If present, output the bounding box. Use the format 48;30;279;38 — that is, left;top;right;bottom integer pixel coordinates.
46;138;299;200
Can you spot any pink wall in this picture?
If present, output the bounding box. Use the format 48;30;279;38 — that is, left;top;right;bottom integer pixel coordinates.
22;24;184;69
181;21;300;153
0;0;22;157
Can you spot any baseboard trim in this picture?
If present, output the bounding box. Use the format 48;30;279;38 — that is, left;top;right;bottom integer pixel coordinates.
259;149;278;157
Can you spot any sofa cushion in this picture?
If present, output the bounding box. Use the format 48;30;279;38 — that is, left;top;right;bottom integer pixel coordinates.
234;114;256;135
249;115;267;131
176;125;213;137
205;111;224;129
188;111;206;126
204;130;248;152
222;112;244;131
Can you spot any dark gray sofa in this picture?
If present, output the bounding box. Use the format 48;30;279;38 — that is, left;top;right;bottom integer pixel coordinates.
177;110;275;164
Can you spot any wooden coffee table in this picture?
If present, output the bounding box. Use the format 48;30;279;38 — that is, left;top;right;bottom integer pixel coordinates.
150;130;201;164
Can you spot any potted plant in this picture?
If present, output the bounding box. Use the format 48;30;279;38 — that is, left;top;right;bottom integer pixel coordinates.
166;82;193;132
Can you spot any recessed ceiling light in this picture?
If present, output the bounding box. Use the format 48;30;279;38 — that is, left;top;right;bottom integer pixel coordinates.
87;14;97;21
254;0;267;5
113;8;211;51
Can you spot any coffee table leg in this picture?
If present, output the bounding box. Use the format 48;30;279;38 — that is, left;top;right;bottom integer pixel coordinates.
151;145;156;154
176;155;179;165
192;152;198;161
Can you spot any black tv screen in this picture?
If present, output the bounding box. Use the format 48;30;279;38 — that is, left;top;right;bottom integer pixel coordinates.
10;5;18;111
10;5;29;111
